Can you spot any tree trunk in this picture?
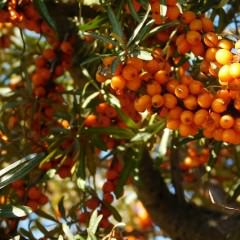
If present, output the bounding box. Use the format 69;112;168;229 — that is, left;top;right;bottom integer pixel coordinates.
135;149;240;240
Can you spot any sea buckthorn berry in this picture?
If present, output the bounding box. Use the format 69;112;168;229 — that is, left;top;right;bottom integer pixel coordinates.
222;129;237;143
60;41;73;55
197;92;213;108
189;80;203;95
134;95;151;112
111;75;126;90
168;106;183;119
229;62;240;78
84;114;97;127
189;19;202;31
218;64;233;85
219;115;234;129
181;11;196;24
211;98;227;113
193;109;209;126
166;5;180;20
180;111;194;125
203;32;219;47
151;94;164;108
183;95;197;110
201;17;214;32
146;81;162;96
102;181;115;193
144;59;161;74
186;31;201;45
126;77;141;91
127;57;143;72
86;197;99;209
166;79;178;93
177;38;191;54
42;48;56;61
167;119;180;130
205;47;217;62
166;0;177;6
215;49;233;65
174;84;189;99
154;70;169;84
122;64;138;81
28;187;41;200
218;38;234;50
234;118;240;131
200;60;210;74
163;93;177;109
179;124;193;137
102;56;116;66
191;42;205;56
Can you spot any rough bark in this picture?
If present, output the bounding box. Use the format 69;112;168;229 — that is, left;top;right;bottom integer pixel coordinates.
135;149;240;240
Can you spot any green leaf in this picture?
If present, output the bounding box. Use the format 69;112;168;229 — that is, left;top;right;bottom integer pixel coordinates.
76;142;86;179
126;0;141;22
82;92;100;108
19;228;35;240
104;203;122;222
0;205;32;218
33;0;57;32
107;6;125;42
134;50;153;60
87;209;102;240
115;152;136;198
115;108;138;129
35;209;58;223
83;32;118;46
79;15;107;31
0;153;45;189
127;5;151;46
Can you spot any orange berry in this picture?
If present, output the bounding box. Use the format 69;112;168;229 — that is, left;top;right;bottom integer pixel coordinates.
186;31;201;45
201;17;214;32
28;187;41;200
168;106;183;119
174;84;189;99
218;38;234;50
181;11;196;24
203;32;219;47
84;114;97;127
126;77;141;91
222;129;237;143
166;0;177;5
215;49;233;65
111;75;126;90
211;98;227;113
134;95;151;112
146;81;162;96
167;119;180;130
122;64;138;81
189;19;202;31
166;5;180;20
151;94;164;108
183;95;197;110
144;59;161;74
42;48;56;60
219;115;234;129
127;57;143;72
229;62;240;78
189;80;203;95
102;56;116;66
179;124;193;137
205;47;217;62
177;38;191;54
163;93;177;109
60;41;73;55
218;64;233;85
166;79;179;93
154;70;169;84
180;111;194;125
191;42;205;56
194;109;209;126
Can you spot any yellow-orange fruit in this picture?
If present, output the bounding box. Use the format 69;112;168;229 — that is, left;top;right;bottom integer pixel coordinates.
229;62;240;78
215;49;233;65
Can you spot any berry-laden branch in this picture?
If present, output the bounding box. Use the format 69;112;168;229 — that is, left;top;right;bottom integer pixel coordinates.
136;148;240;240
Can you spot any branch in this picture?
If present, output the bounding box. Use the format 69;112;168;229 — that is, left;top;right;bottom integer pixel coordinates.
135;148;240;240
